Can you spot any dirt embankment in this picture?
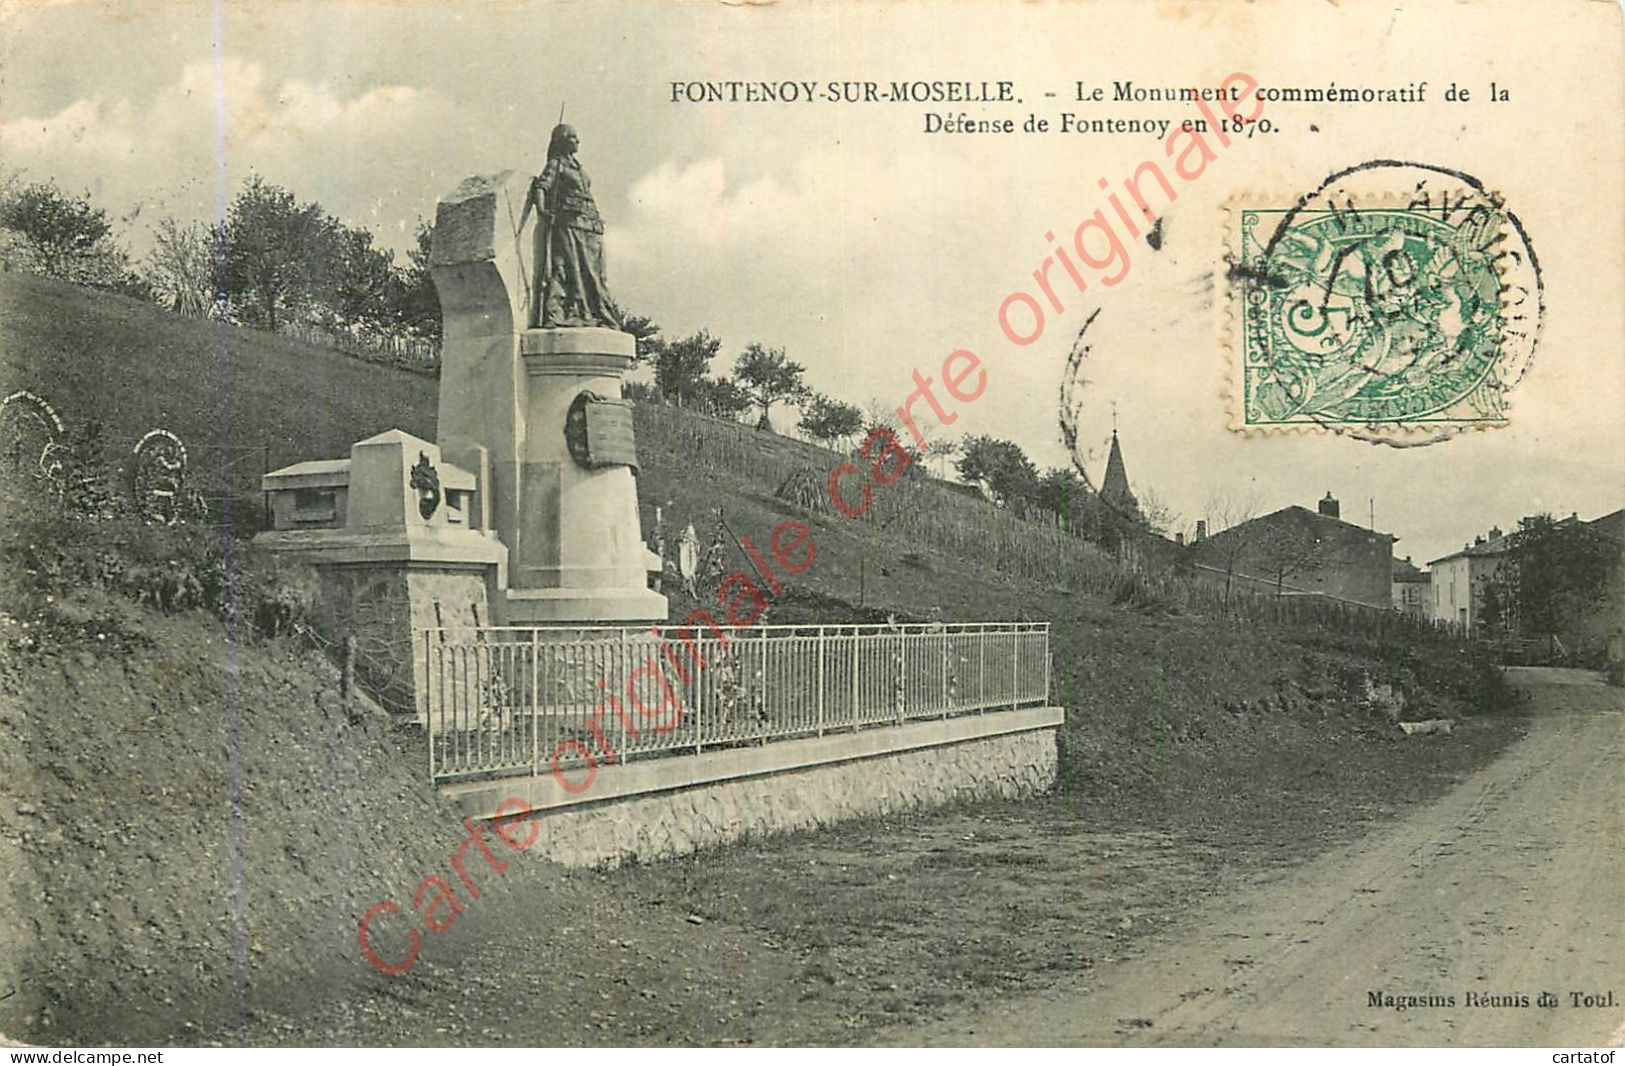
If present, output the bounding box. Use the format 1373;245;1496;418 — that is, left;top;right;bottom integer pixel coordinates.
0;591;473;1043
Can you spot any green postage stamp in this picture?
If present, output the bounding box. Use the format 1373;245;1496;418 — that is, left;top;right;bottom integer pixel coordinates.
1227;164;1542;443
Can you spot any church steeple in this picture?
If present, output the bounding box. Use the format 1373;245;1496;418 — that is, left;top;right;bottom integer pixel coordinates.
1100;428;1138;516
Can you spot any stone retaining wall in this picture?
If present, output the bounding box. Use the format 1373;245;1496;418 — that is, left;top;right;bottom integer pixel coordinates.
445;706;1062;868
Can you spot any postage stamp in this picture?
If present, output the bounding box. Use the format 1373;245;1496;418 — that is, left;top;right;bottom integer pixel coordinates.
1226;161;1544;444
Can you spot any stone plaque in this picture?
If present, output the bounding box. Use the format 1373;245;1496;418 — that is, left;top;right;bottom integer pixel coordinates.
564;391;638;471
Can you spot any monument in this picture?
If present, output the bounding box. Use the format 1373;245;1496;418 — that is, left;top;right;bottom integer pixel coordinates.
429;124;666;623
254;124;665;720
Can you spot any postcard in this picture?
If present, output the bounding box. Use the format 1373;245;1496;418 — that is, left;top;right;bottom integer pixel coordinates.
0;0;1620;1052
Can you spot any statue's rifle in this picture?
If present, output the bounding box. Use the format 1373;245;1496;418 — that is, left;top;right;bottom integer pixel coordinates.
530;101;566;328
539;194;556;329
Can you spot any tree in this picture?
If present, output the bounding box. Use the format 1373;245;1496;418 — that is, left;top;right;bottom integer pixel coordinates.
0;180;113;276
1036;467;1088;523
0;179;136;289
1498;514;1620;646
733;342;809;432
621;313;663;364
651;329;722;408
1134;483;1177;536
698;376;754;420
956;435;1040;507
798;393;865;449
1198;492;1261;611
332;223;395;332
143;217;222;316
1248;521;1327;596
1475;565;1516;639
388;218;441;340
925;435;961;480
222;175;342;332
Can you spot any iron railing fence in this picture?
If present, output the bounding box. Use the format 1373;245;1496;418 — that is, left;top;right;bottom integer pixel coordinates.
424;621;1050;783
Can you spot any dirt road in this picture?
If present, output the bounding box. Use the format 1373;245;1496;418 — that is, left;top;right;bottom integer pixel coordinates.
893;668;1624;1046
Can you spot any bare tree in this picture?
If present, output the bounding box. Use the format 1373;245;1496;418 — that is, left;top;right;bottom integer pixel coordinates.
1248;522;1328;596
1198;492;1260;611
143;217;221;317
926;434;961;480
1134;482;1177;536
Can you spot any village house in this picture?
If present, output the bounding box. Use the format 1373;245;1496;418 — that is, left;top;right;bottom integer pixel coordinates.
1431;510;1625;653
1428;527;1510;634
1392;556;1431;618
1188;492;1397;608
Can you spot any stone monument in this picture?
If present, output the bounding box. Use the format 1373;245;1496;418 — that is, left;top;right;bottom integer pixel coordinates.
430;124;666;623
256;429;508;718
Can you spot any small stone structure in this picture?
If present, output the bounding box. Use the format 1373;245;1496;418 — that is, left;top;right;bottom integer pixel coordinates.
257;430;507;716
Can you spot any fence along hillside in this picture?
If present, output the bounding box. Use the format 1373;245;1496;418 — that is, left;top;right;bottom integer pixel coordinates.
634;402;1454;649
634;401;1130;585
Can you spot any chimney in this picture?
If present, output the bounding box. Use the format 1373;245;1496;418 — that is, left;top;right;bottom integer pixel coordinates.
1475;534;1486;545
1195;519;1207;541
1489;526;1503;540
1318;492;1340;519
1175;531;1186;546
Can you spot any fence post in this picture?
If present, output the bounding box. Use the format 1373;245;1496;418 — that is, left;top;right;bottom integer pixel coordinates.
530;631;540;776
896;632;906;726
341;634;357;722
816;626;826;736
261;441;272;529
695;633;705;756
618;628;632;762
1012;628;1021;708
979;631;986;715
851;627;860;731
1043;625;1052;704
425;628;434;781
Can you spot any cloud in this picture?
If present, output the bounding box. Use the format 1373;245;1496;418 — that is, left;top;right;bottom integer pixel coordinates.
610;145;1010;418
0;55;462;250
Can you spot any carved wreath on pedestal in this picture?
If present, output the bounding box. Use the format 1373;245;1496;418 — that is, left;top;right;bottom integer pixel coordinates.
410;451;441;519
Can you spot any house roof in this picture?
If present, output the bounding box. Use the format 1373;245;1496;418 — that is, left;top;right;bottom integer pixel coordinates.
1428;508;1625;566
1393;557;1429;581
1428;533;1514;566
1204;504;1397;545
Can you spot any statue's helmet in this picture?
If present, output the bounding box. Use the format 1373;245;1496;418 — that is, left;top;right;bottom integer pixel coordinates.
547;123;579;159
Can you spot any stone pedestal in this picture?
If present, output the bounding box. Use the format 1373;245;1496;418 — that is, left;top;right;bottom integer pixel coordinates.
509;327;667;622
430;171;665;624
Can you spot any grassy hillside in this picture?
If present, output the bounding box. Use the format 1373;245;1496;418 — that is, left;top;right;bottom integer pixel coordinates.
0;274;437;528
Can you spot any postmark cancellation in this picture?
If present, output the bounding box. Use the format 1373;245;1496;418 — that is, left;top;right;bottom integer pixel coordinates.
1224;162;1543;444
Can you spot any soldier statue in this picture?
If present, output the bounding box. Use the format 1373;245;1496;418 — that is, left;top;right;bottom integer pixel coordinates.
520;123;624;330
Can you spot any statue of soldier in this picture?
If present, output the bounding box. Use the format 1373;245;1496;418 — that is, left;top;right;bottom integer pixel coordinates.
521;123;624;330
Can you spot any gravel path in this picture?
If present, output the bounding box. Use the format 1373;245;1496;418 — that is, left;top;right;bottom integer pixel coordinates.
889;668;1624;1046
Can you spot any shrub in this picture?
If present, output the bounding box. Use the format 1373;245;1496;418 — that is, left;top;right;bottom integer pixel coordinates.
0;485;317;650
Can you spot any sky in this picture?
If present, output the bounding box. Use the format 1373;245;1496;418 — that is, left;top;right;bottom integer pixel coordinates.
1;0;1621;566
